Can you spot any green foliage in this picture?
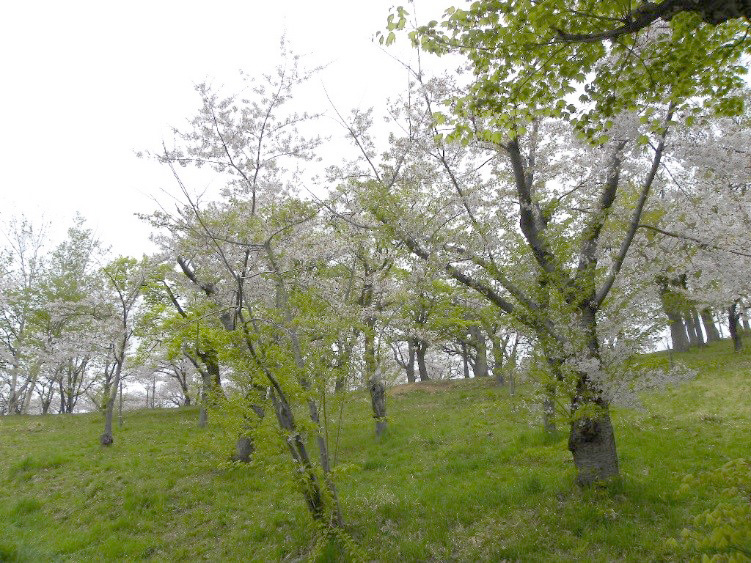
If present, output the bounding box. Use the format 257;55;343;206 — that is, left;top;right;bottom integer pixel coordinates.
675;459;751;561
390;1;751;139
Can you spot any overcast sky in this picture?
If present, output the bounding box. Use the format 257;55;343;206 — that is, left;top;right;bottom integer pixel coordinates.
0;0;447;257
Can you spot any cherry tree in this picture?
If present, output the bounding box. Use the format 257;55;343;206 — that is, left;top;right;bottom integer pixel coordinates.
641;106;751;352
0;217;47;415
32;218;109;414
338;72;680;485
99;256;149;446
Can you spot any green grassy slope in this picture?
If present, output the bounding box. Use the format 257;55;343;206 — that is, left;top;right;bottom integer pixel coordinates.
1;341;749;561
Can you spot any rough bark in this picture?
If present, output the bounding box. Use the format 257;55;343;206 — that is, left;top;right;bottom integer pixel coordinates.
700;308;721;343
668;313;690;351
568;397;619;486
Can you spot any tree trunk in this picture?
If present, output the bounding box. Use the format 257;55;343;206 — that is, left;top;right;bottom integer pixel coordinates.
100;359;123;446
667;311;690;352
368;371;387;438
415;339;430;381
729;303;743;352
658;281;690;352
568;395;619;486
364;317;387;437
491;336;506;385
716;311;725;338
691;309;705;347
469;325;489;377
565;309;619;486
7;358;20;415
19;362;40;414
192;347;223;428
742;307;751;331
405;340;416;383
232;436;254;463
684;312;700;348
700;308;721;343
461;341;471;379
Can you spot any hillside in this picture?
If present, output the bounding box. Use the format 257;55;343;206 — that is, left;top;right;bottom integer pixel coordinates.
1;342;750;561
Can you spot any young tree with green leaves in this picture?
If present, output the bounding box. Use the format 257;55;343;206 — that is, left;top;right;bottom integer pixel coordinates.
144;51;362;544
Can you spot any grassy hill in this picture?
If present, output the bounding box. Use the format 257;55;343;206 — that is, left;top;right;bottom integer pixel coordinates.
1;342;749;561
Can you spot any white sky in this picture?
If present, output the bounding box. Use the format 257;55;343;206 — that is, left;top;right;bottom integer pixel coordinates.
0;0;448;257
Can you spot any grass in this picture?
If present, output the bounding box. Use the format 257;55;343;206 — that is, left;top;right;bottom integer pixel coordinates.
0;339;749;561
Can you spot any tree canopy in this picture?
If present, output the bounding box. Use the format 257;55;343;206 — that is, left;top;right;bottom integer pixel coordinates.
383;0;751;137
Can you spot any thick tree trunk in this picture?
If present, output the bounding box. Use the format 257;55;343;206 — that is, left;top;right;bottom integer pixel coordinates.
658;280;690;352
565;308;619;486
728;303;743;352
197;368;210;428
667;311;690;352
469;325;489;377
230;403;264;462
700;308;721;343
568;396;619;486
415;339;430;381
192;347;223;428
